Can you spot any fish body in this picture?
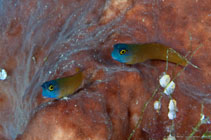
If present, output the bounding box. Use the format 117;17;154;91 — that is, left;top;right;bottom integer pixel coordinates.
111;43;196;67
41;71;83;98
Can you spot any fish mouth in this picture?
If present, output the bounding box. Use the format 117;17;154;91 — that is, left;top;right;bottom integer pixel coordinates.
111;51;122;62
111;51;117;60
111;52;126;63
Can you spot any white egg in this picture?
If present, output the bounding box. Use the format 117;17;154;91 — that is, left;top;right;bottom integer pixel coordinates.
164;81;175;95
0;68;7;80
159;74;171;88
154;101;161;111
168;111;176;120
168;99;177;112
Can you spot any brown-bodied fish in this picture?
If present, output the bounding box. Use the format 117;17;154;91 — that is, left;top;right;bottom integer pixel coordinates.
41;70;83;98
111;42;198;68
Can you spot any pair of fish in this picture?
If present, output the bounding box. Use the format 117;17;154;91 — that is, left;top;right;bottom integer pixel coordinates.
42;42;197;98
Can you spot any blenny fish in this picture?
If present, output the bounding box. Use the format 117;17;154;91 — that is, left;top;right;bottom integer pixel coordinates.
111;42;198;68
41;70;83;98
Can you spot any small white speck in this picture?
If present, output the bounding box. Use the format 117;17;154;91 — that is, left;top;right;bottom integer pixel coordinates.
159;73;171;88
43;56;48;62
96;80;102;82
142;18;145;22
201;114;205;120
164;81;175;95
63;65;68;70
62;97;69;100
166;134;176;140
166;125;172;133
168;111;176;120
136;100;139;105
132;114;139;125
104;67;109;72
74;104;77;107
48;71;52;74
200;114;211;124
32;56;36;63
0;69;7;80
98;59;102;63
48;102;52;105
154;101;161;111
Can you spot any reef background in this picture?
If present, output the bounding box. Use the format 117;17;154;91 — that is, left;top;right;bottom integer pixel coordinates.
0;0;210;139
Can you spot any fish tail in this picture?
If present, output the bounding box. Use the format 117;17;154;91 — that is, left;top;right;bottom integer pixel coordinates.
167;48;187;66
187;61;200;69
168;48;199;69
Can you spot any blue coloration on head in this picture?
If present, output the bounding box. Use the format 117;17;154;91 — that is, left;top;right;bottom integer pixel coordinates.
41;80;60;98
111;43;133;63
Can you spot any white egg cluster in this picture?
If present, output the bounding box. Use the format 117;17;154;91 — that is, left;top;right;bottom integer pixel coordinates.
159;73;176;96
158;72;179;139
159;73;178;121
0;68;7;80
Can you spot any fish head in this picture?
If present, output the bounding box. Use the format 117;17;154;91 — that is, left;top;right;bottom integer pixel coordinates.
41;80;60;98
111;43;133;64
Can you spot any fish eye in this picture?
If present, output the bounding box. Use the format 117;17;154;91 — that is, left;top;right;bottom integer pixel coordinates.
48;85;54;91
119;49;127;55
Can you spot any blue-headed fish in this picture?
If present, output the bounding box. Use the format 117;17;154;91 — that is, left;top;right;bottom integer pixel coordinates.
111;43;198;68
41;70;83;98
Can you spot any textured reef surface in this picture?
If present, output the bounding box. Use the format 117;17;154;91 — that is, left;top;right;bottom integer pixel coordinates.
0;0;211;140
